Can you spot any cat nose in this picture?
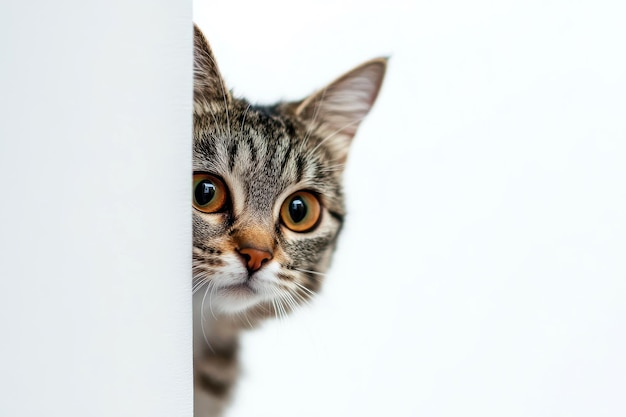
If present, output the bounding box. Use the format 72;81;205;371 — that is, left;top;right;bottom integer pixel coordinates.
237;247;273;273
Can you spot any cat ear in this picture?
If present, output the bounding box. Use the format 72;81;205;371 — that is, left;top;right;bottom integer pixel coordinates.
295;58;387;163
193;24;231;113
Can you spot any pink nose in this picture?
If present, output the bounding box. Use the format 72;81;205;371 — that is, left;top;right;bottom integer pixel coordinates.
237;247;273;272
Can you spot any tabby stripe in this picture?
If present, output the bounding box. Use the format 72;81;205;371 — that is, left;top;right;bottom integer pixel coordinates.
266;135;280;172
277;138;293;177
197;373;231;397
295;155;305;183
195;341;238;398
209;343;238;361
228;139;239;171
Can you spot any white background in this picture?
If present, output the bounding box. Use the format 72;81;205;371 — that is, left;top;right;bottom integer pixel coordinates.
195;1;626;416
0;1;192;416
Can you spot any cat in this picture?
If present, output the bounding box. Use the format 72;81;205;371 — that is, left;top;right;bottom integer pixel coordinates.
192;23;387;417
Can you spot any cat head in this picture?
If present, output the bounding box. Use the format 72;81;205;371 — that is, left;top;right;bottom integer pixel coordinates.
192;24;386;320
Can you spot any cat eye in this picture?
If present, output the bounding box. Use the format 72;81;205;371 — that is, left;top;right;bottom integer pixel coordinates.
280;191;321;233
193;173;227;213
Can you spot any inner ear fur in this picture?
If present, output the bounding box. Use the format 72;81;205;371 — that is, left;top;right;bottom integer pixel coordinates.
295;57;388;163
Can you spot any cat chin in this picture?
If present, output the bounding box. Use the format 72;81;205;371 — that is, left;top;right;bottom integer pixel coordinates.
202;261;283;315
211;292;263;315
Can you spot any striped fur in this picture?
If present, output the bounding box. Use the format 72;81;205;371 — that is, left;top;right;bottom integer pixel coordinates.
192;24;386;417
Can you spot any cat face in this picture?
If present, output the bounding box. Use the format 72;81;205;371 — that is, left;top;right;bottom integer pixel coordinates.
192;25;386;319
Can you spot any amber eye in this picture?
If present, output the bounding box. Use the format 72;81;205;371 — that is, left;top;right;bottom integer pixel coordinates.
193;173;227;213
280;191;321;232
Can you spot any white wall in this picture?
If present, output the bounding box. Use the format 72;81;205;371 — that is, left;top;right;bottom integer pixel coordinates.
195;1;626;416
0;1;192;416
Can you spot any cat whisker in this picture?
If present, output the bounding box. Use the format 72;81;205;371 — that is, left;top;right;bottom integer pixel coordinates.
282;291;296;315
293;268;327;277
273;289;290;323
284;291;302;313
193;270;216;294
235;310;254;329
281;292;295;311
208;281;218;321
192;278;208;294
278;293;288;322
240;103;252;133
200;282;214;351
243;311;254;329
291;290;312;308
270;297;280;322
293;281;316;298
